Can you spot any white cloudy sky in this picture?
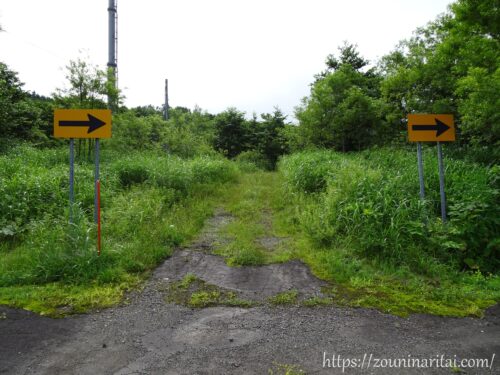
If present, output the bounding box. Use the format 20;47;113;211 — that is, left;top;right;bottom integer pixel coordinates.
0;0;452;120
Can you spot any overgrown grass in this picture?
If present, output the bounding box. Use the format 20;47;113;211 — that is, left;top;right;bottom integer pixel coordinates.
208;156;498;317
2;145;498;317
213;172;294;266
277;147;499;316
0;145;239;315
280;147;499;273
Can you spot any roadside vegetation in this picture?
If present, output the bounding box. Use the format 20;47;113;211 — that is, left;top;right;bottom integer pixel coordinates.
278;149;499;316
0;0;498;317
0;146;238;315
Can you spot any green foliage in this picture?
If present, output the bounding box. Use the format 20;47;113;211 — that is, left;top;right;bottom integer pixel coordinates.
224;246;267;266
0;61;28;142
0;146;83;238
213;108;248;158
379;0;499;151
0;206;104;286
212;107;289;167
325;41;370;73
255;109;289;168
293;3;499;153
0;145;239;290
456;67;500;147
0;62;54;148
279;148;499;273
110;108;216;157
53;58;108;109
234;150;271;171
109;112;161;151
279;150;339;193
296;47;383;151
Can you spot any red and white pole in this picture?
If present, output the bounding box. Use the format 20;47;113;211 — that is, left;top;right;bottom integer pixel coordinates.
97;179;101;256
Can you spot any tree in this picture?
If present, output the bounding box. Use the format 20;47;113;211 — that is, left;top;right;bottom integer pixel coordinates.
54;57;124;158
54;58;107;109
456;67;500;147
0;62;28;141
258;108;288;167
379;0;499;149
325;41;370;72
296;45;384;151
131;105;163;118
213;108;247;158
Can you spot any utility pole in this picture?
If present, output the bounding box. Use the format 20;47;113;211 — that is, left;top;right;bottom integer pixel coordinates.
163;79;169;120
95;0;117;224
107;0;118;107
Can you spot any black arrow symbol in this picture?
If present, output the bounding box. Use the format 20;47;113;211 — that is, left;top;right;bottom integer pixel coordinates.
412;118;450;137
59;114;107;134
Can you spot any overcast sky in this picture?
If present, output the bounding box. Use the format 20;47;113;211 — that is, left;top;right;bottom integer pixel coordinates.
1;0;452;120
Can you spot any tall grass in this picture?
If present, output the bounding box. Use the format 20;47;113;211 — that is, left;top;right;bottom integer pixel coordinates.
279;147;499;274
0;145;239;288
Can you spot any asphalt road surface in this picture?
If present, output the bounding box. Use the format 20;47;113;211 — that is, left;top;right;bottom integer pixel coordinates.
1;211;498;375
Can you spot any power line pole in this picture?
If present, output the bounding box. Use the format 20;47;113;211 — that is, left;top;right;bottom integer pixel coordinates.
96;0;117;224
163;79;169;120
107;0;118;107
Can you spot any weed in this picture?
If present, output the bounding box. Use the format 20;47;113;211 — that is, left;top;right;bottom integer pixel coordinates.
268;290;299;305
165;274;255;308
301;296;333;307
268;362;306;375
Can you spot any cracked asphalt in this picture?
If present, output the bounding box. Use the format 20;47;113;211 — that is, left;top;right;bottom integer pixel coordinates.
1;211;498;374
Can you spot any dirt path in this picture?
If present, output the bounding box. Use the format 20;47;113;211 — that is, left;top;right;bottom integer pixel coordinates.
1;209;499;374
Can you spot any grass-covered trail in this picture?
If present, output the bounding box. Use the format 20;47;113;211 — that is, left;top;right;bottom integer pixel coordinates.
0;148;498;318
211;170;499;317
2;169;499;375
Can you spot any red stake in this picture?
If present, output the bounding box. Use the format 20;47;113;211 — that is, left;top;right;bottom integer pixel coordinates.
97;179;101;256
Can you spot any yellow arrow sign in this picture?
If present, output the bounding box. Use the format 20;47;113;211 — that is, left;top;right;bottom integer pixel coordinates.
54;109;112;139
408;114;455;142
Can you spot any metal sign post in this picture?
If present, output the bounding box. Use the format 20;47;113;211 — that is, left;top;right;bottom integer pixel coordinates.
417;142;425;200
408;114;455;224
69;138;75;223
54;110;112;254
94;139;100;224
436;142;447;223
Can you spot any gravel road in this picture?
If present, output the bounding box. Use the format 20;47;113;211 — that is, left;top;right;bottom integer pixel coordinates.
1;210;498;375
